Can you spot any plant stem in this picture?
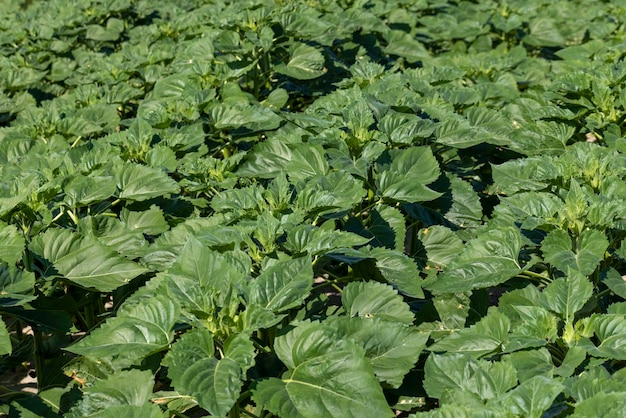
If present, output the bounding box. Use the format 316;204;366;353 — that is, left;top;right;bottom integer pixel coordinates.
33;329;45;391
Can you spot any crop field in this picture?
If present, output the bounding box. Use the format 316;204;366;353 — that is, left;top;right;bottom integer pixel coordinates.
2;0;626;416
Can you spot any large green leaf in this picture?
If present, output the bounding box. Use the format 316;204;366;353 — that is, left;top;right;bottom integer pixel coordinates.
342;281;414;324
274;42;326;80
295;171;366;217
114;163;180;201
66;369;157;418
542;229;608;276
367;247;425;298
491;375;563;418
425;227;523;293
0;319;10;355
0;221;25;265
63;174;117;208
248;256;313;313
375;147;442;202
164;328;253;416
29;229;148;292
0;264;35;307
328;316;429;387
253;349;393;418
428;309;510;358
66;293;178;359
424;352;518;405
573;392;626;417
541;270;593;324
418;226;465;268
120;205;169;236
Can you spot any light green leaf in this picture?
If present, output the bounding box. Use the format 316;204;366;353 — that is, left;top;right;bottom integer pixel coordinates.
444;174;483;229
285;224;371;256
274;43;326;80
0;221;24;266
29;229;148;292
573;392;626;417
66;369;155;418
541;270;593;323
542;229;608;276
164;328;245;417
63;175;117;208
296;171;366;217
419;226;465;268
120;205;169;235
168;236;246;299
603;267;626;299
249;256;313;313
376;147;442;202
368;247;424;298
491;157;555;195
423;353;477;399
329;316;429;388
342;281;414;324
425;227;522;293
0;319;11;355
433;292;471;330
253;350;393;418
0;263;36;307
492;375;563;418
584;314;626;360
428;309;510;357
66;293;177;359
114;163;180;201
506;348;554;382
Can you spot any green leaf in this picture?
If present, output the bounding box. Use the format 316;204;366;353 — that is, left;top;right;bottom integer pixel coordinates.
583;314;626;360
444;174;483;229
329;316;429;388
114;163;180;201
346;205;407;251
603;267;626;300
542;229;608;276
541;270;593;323
296;171;366;217
66;293;178;360
63;175;117;208
66;369;156;418
425;227;522;293
368;247;424;298
120;205;169;236
0;264;35;307
285;224;371;256
573;392;626;417
0;222;25;265
342;281;414;324
253;350;393;418
492;375;563;418
433;292;471;330
428;309;510;357
423;353;477;399
419;226;465;268
29;229;148;292
274;42;326;80
0;319;11;355
164;328;247;417
491;157;555;195
249;256;313;313
506;348;554;382
375;147;442;202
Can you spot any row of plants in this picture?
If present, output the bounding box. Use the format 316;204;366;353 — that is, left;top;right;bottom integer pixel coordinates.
2;0;626;416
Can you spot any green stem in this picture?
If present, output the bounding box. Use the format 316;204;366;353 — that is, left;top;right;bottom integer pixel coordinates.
240;409;262;418
33;329;45;391
84;303;95;330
